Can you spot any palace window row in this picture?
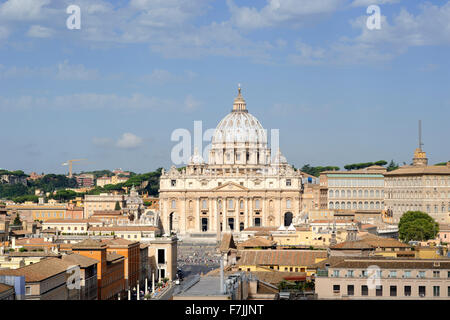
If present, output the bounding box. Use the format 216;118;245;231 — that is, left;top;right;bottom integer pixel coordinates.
329;189;384;199
329;201;383;210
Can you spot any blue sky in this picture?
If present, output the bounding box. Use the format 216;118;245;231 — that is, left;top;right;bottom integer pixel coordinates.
0;0;449;174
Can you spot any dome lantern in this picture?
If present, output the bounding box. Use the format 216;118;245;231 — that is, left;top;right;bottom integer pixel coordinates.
232;85;247;112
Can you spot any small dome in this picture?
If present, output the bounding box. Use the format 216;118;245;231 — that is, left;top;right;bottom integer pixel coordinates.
189;147;204;164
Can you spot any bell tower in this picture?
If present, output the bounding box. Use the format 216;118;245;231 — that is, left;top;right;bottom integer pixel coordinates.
412;120;428;166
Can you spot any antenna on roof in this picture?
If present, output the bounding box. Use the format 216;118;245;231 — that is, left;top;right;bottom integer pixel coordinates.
418;120;424;150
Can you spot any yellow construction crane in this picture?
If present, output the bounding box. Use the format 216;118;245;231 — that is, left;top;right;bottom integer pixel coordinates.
62;159;88;178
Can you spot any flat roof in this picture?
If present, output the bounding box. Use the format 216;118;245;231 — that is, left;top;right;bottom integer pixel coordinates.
176;276;226;297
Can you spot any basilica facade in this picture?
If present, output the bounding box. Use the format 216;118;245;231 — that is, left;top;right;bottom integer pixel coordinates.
159;88;308;240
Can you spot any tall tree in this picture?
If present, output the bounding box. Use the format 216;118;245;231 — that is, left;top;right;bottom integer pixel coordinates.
398;211;439;242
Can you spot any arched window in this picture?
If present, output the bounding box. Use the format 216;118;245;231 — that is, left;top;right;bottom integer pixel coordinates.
286;199;291;209
329;190;334;198
171;200;176;209
329;202;334;209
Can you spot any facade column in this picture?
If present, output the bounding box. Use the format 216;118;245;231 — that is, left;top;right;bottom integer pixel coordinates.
196;198;200;233
278;194;282;227
223;197;227;231
244;196;249;229
235;196;239;232
262;195;266;227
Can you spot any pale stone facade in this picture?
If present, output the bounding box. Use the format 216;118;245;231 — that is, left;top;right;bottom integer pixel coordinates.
320;165;386;212
384;148;450;224
159;88;306;240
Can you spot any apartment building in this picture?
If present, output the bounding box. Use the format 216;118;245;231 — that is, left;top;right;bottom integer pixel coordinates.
71;239;125;300
84;194;126;218
7;204;67;222
102;238;140;291
0;258;80;300
61;253;98;300
88;226;159;241
315;256;450;300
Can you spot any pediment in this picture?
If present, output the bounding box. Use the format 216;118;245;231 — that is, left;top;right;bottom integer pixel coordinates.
212;182;249;192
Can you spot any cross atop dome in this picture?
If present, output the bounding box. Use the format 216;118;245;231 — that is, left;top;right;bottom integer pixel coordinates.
232;84;247;112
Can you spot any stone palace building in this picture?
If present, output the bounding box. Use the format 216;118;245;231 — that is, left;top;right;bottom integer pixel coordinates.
159;88;308;240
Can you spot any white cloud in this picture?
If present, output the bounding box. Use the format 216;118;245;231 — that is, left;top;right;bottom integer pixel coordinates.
288;40;327;65
27;25;54;38
116;133;143;149
351;0;401;7
227;0;345;29
55;60;99;80
0;61;99;80
0;92;178;111
0;0;51;21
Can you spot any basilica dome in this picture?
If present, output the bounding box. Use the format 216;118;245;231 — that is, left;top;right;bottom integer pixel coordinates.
208;87;271;166
212;87;267;145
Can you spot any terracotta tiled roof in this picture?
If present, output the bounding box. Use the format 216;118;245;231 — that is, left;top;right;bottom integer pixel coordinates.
43;219;94;223
0;257;75;282
61;253;99;268
7;252;60;258
330;234;411;250
102;238;139;247
236;250;327;267
219;233;237;252
89;226;158;232
384;164;450;176
72;239;107;250
92;210;123;216
0;283;13;294
327;256;450;269
238;237;276;248
106;252;124;263
15;238;55;246
243;227;278;232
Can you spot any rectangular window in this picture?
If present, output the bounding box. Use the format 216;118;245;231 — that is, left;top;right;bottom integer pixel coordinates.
404;270;411;278
419;286;426;297
389;270;397;278
157;249;165;264
404;286;411;297
202;199;207;209
361;285;368;296
448;286;450;297
390;286;397;297
333;285;340;293
347;270;354;278
333;270;340;277
25;286;31;295
376;286;383;297
228;199;234;209
286;199;291;209
347;285;354;296
171;179;176;187
433;286;440;297
286;179;291;186
433;271;440;278
418;271;425;278
255;199;260;209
